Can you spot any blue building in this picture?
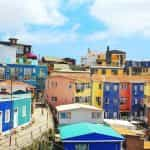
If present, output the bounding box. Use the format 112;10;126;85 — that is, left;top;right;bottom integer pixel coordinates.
103;82;120;119
0;64;48;91
59;122;124;150
0;98;13;133
131;82;144;120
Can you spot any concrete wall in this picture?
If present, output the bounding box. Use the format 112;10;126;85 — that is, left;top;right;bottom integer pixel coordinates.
58;108;104;125
0;45;16;64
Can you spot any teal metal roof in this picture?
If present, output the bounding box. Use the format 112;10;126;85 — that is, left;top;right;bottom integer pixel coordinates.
59;122;124;140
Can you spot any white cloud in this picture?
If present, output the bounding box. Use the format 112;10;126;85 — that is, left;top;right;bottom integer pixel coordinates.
3;30;78;45
71;23;80;32
0;0;67;32
90;0;150;36
85;31;109;41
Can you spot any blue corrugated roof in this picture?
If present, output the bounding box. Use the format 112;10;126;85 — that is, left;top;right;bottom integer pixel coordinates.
59;122;124;140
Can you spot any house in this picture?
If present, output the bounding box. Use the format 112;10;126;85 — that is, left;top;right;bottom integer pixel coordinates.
56;103;103;125
0;97;13;133
90;66;124;76
45;73;91;107
59;122;124;150
119;80;132;118
131;82;145;120
0;64;48;91
125;60;150;76
103;81;120;119
12;93;32;128
0;38;37;64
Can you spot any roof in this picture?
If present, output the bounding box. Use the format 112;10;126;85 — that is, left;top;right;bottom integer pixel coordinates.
104;119;136;130
0;80;35;93
56;103;102;112
112;126;137;136
43;56;65;63
110;50;126;54
144;141;150;149
59;122;124;140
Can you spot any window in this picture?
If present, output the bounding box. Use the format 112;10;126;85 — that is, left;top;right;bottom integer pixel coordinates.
51;81;57;88
22;105;26;117
105;98;109;104
111;69;118;75
104;112;109;118
5;109;10;123
113;112;118;118
105;85;110;91
140;85;144;91
51;97;57;102
99;84;102;89
120;83;127;89
113;85;118;91
75;144;89;150
92;112;101;119
120;98;127;105
134;85;138;91
96;97;101;105
113;98;118;104
24;68;32;80
102;69;106;75
135;98;138;104
60;112;71;119
68;83;72;89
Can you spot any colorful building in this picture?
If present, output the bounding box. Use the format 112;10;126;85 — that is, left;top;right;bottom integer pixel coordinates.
103;82;120;119
0;98;13;133
59;122;124;150
13;93;31;128
119;81;132;118
45;73;90;107
0;64;48;91
131;82;145;120
91;66;124;76
56;103;103;125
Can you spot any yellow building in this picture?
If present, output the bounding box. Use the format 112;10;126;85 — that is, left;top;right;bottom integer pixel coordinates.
144;82;150;106
91;66;124;76
91;80;103;109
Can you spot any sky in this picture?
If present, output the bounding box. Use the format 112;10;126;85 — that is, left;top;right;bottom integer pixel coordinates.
0;0;150;63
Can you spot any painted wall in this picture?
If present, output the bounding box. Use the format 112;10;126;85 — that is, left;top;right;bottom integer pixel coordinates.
13;97;31;127
92;81;103;109
0;100;13;132
131;83;144;119
58;108;103;125
103;82;120;119
45;76;74;107
119;82;131;112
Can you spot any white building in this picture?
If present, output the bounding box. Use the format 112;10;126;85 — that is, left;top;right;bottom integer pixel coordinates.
56;103;104;125
0;44;16;64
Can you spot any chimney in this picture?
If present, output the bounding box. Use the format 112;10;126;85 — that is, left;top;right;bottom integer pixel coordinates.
9;38;18;45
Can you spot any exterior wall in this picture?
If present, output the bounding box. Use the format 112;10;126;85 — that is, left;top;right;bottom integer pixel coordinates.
0;100;13;132
103;82;120;119
45;77;74;107
74;81;91;104
64;142;121;150
125;135;144;150
131;83;144;119
119;83;131;113
58;108;103;125
92;81;103;109
13;95;31;127
0;64;48;91
0;45;16;64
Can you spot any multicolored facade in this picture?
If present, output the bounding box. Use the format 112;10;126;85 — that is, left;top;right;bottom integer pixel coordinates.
0;93;32;133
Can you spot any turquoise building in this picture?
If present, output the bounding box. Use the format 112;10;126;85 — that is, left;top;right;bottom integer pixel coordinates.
13;93;31;128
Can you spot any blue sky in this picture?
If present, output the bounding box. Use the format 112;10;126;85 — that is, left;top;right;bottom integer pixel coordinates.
0;0;149;63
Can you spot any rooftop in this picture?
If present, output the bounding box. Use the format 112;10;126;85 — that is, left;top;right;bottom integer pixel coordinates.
56;103;102;112
59;122;124;140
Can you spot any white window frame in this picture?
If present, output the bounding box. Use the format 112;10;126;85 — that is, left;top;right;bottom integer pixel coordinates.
5;109;10;123
22;105;26;117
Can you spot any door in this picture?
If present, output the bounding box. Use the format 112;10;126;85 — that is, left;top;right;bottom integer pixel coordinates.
14;108;18;128
0;111;2;132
